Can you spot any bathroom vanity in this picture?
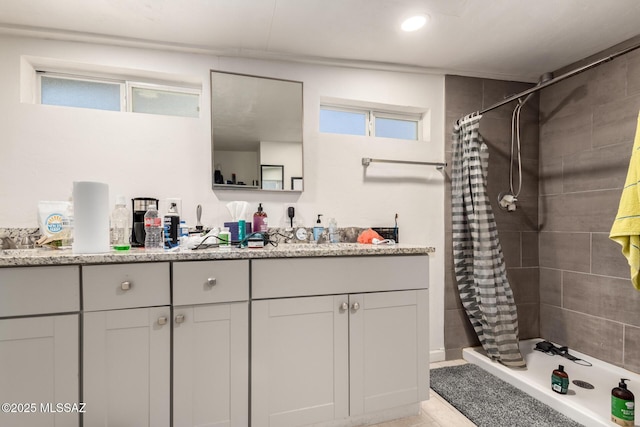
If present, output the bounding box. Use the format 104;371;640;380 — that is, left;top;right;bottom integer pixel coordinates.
0;244;431;427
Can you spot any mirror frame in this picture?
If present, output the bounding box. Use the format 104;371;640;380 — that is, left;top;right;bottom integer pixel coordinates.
210;70;304;192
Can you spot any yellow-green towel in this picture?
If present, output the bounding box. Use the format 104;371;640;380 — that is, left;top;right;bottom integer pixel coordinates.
610;111;640;290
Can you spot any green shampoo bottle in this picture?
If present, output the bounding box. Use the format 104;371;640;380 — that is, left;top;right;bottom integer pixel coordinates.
612;379;635;426
551;365;569;394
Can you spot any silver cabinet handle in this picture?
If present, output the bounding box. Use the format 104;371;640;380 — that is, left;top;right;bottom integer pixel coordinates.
340;302;348;311
175;314;185;324
157;316;167;326
121;281;132;291
352;302;360;311
207;277;217;286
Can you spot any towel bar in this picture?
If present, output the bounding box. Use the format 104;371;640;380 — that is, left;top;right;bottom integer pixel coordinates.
361;157;447;170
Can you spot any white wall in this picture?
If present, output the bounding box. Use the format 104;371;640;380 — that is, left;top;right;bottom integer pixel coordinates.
0;34;446;360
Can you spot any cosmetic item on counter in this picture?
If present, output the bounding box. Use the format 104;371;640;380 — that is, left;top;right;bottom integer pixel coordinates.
163;199;181;248
313;214;324;241
131;197;158;247
144;203;164;251
612;379;635;426
111;195;130;251
73;181;110;254
223;221;252;242
218;227;231;248
238;219;247;247
253;203;268;233
551;365;569;394
328;218;338;243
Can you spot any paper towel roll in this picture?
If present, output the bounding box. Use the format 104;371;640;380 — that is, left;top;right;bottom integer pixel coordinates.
72;181;110;254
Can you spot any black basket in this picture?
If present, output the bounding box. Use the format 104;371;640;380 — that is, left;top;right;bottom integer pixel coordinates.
372;227;398;243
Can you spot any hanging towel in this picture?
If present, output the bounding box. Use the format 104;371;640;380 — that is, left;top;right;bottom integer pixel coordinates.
610;112;640;290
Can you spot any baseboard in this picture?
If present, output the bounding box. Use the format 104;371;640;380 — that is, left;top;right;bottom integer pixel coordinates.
430;348;445;362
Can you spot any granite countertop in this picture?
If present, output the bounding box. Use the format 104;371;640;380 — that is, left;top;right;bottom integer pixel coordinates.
0;243;434;267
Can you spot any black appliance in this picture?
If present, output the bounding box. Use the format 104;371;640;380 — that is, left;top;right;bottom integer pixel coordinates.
131;197;158;247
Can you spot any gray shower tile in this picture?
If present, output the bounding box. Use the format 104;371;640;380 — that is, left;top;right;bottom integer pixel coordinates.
521;232;539;267
539;231;590;272
445;75;483;119
627;53;640;96
487;158;538;204
493;195;538;232
623;325;640;373
592;94;640;148
587;56;628;107
540;304;624;366
516;302;540;339
444;308;480;350
563;271;640;327
500;231;521;268
539;268;562;307
539;71;591;122
507;267;539;304
539;155;563;196
562;143;629;193
592;232;629;278
539;107;592;162
540;190;620;232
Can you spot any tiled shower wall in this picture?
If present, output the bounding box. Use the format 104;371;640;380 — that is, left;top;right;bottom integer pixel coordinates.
444;76;540;360
538;40;640;373
444;37;640;374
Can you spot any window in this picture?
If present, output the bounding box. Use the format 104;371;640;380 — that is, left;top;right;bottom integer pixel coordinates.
320;105;422;140
37;71;200;118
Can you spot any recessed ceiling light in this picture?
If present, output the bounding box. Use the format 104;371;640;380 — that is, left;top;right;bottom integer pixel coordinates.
401;14;429;32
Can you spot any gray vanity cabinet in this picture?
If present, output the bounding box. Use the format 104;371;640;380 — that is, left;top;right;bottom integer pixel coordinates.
82;262;171;427
250;256;429;427
0;266;80;427
172;260;249;427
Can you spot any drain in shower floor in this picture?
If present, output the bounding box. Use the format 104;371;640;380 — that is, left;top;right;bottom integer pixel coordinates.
572;379;595;389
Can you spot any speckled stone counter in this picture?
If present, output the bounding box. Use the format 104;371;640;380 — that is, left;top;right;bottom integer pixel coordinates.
0;243;434;267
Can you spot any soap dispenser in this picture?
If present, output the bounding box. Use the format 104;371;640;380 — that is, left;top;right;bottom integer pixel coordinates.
612;378;635;426
313;214;324;241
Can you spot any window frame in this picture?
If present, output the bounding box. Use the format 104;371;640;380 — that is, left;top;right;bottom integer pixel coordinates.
36;70;201;118
320;103;424;141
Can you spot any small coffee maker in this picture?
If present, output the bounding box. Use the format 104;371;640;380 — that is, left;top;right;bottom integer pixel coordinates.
131;197;158;247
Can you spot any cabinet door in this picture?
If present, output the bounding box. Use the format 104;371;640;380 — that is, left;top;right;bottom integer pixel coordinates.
349;290;429;416
252;295;349;427
173;302;248;427
83;307;170;427
0;314;79;427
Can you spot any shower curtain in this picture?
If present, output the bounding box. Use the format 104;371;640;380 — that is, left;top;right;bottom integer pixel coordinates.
451;114;525;368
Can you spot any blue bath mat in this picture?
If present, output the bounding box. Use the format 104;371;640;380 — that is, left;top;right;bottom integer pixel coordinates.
430;363;584;427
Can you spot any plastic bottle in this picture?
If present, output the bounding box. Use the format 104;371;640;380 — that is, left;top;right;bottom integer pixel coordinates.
163;201;180;248
238;219;247;247
328;217;338;243
551;365;569;394
111;195;130;251
179;220;189;249
612;379;635;426
313;214;324;241
144;204;164;251
253;203;269;233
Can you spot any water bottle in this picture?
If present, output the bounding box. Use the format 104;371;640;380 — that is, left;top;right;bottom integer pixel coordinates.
111;195;130;251
144;204;164;251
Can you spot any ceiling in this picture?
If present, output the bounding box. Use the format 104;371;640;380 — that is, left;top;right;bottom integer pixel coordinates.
1;0;640;82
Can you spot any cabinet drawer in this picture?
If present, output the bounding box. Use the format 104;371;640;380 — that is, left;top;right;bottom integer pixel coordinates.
83;263;170;311
0;266;79;317
252;255;428;299
173;260;249;305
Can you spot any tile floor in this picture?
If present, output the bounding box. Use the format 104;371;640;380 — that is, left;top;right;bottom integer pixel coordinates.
370;360;476;427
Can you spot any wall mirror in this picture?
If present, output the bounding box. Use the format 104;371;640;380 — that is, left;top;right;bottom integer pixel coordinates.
211;71;303;191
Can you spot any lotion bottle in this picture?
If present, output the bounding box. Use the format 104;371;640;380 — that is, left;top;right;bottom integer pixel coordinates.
612;379;635;426
551;365;569;394
313;214;324;241
253;203;268;233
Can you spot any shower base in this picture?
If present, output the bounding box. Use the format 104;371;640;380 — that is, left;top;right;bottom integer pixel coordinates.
463;338;640;427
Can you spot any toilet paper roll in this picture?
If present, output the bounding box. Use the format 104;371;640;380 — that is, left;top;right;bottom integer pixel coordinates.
72;181;110;254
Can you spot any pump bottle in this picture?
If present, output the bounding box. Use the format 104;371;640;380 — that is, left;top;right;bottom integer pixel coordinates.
612;378;635;426
253;203;268;233
313;214;324;241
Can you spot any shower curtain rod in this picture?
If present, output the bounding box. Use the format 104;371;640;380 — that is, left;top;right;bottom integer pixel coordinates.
474;40;640;116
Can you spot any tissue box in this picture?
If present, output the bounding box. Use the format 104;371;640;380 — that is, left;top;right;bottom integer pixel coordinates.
223;221;252;242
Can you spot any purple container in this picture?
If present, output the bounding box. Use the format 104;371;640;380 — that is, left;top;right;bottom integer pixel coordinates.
223;221;252;242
